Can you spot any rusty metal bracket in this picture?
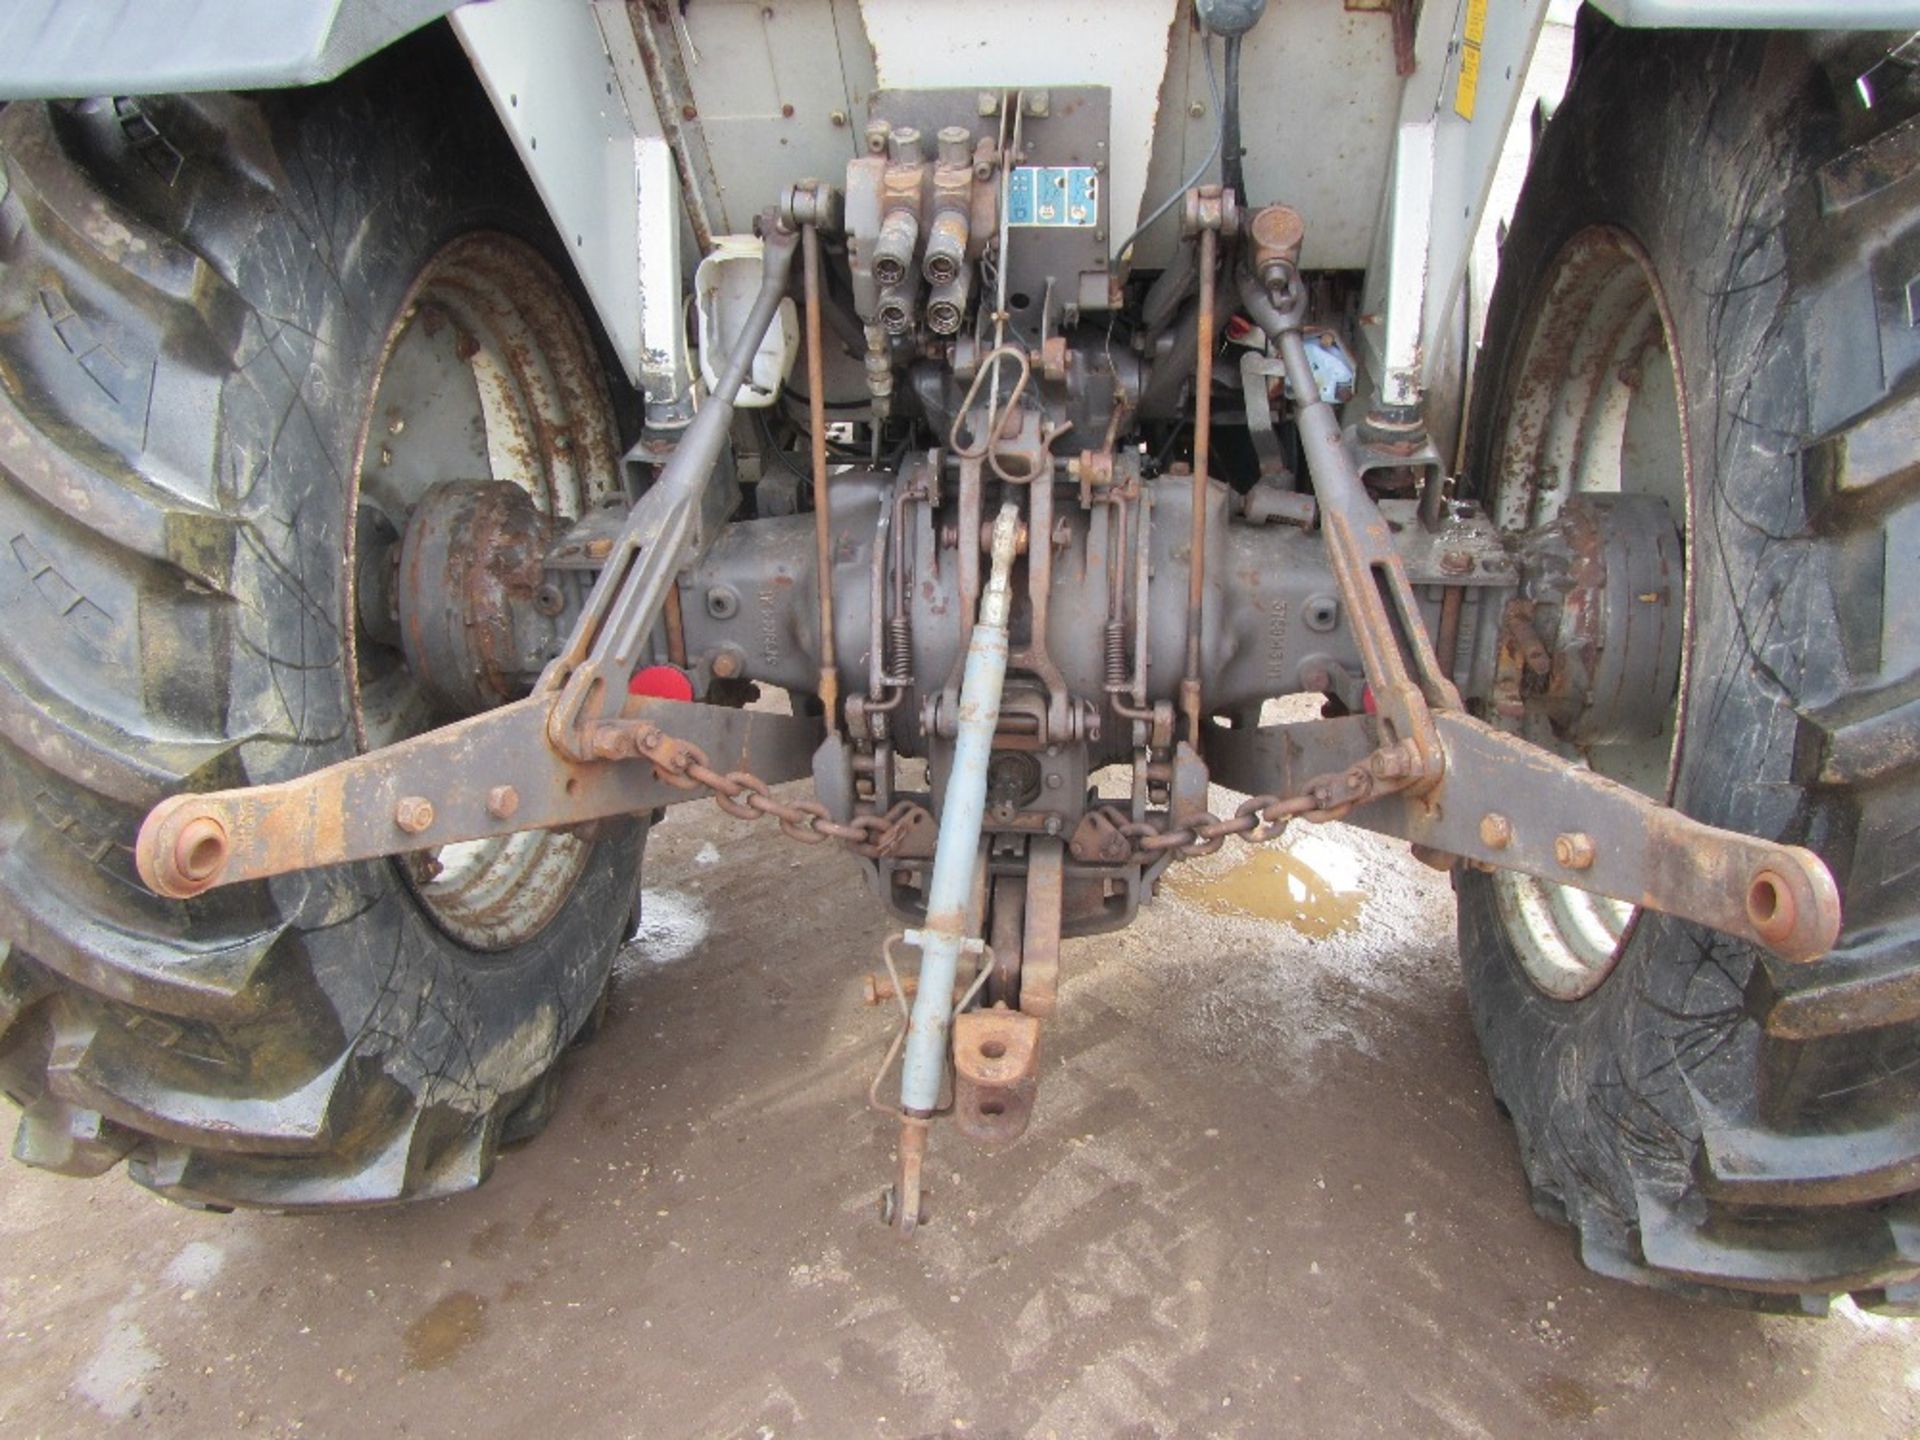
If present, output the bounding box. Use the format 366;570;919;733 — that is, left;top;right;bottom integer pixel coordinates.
1276;325;1456;785
1205;712;1842;964
1250;310;1839;962
137;698;822;900
953;1009;1042;1145
544;215;802;760
1019;838;1064;1019
135;204;811;902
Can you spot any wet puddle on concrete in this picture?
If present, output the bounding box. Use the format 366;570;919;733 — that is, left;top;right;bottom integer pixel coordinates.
404;1291;488;1371
1169;844;1365;939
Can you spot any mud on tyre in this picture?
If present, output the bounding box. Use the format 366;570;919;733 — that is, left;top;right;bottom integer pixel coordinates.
0;31;643;1209
1459;20;1920;1311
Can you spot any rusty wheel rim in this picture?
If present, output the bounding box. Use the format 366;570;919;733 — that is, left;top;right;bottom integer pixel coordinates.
346;234;622;951
1484;227;1692;1001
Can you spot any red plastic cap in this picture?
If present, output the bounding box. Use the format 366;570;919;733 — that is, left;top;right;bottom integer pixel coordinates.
629;665;694;702
1361;685;1377;716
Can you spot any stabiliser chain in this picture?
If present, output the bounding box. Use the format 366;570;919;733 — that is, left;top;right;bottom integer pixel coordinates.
586;719;918;857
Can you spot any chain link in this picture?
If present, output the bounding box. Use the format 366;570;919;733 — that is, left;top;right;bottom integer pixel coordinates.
627;719;1419;868
1093;739;1423;863
627;724;918;856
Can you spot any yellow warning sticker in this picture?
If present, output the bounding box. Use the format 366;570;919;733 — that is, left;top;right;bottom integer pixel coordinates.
1454;37;1482;120
1454;0;1488;120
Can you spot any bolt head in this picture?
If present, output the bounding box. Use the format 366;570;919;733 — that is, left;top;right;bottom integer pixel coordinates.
711;650;741;679
1479;812;1513;849
395;796;435;835
1369;749;1410;780
486;785;520;820
1554;832;1596;870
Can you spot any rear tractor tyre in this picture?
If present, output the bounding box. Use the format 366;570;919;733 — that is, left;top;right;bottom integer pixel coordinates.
1459;21;1920;1311
0;34;644;1209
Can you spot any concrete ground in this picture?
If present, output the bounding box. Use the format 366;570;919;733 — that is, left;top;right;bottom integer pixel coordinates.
2;784;1918;1438
3;20;1913;1440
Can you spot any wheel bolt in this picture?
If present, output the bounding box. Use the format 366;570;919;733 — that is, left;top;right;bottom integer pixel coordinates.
395;796;435;834
1479;813;1513;850
1554;831;1596;870
486;785;520;820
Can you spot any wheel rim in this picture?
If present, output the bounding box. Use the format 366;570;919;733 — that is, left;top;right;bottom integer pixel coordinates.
346;233;622;951
1483;226;1692;1000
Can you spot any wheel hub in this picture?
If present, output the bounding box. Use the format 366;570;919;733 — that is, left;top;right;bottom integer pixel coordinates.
346;233;620;952
1484;226;1692;1000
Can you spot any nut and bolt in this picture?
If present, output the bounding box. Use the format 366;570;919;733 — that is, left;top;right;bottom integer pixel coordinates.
1044;815;1064;836
711;650;742;680
1554;832;1597;870
830;110;847;127
486;786;520;820
395;796;436;834
1439;548;1474;576
591;728;629;761
1369;748;1411;780
1479;813;1513;850
977;91;1000;117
